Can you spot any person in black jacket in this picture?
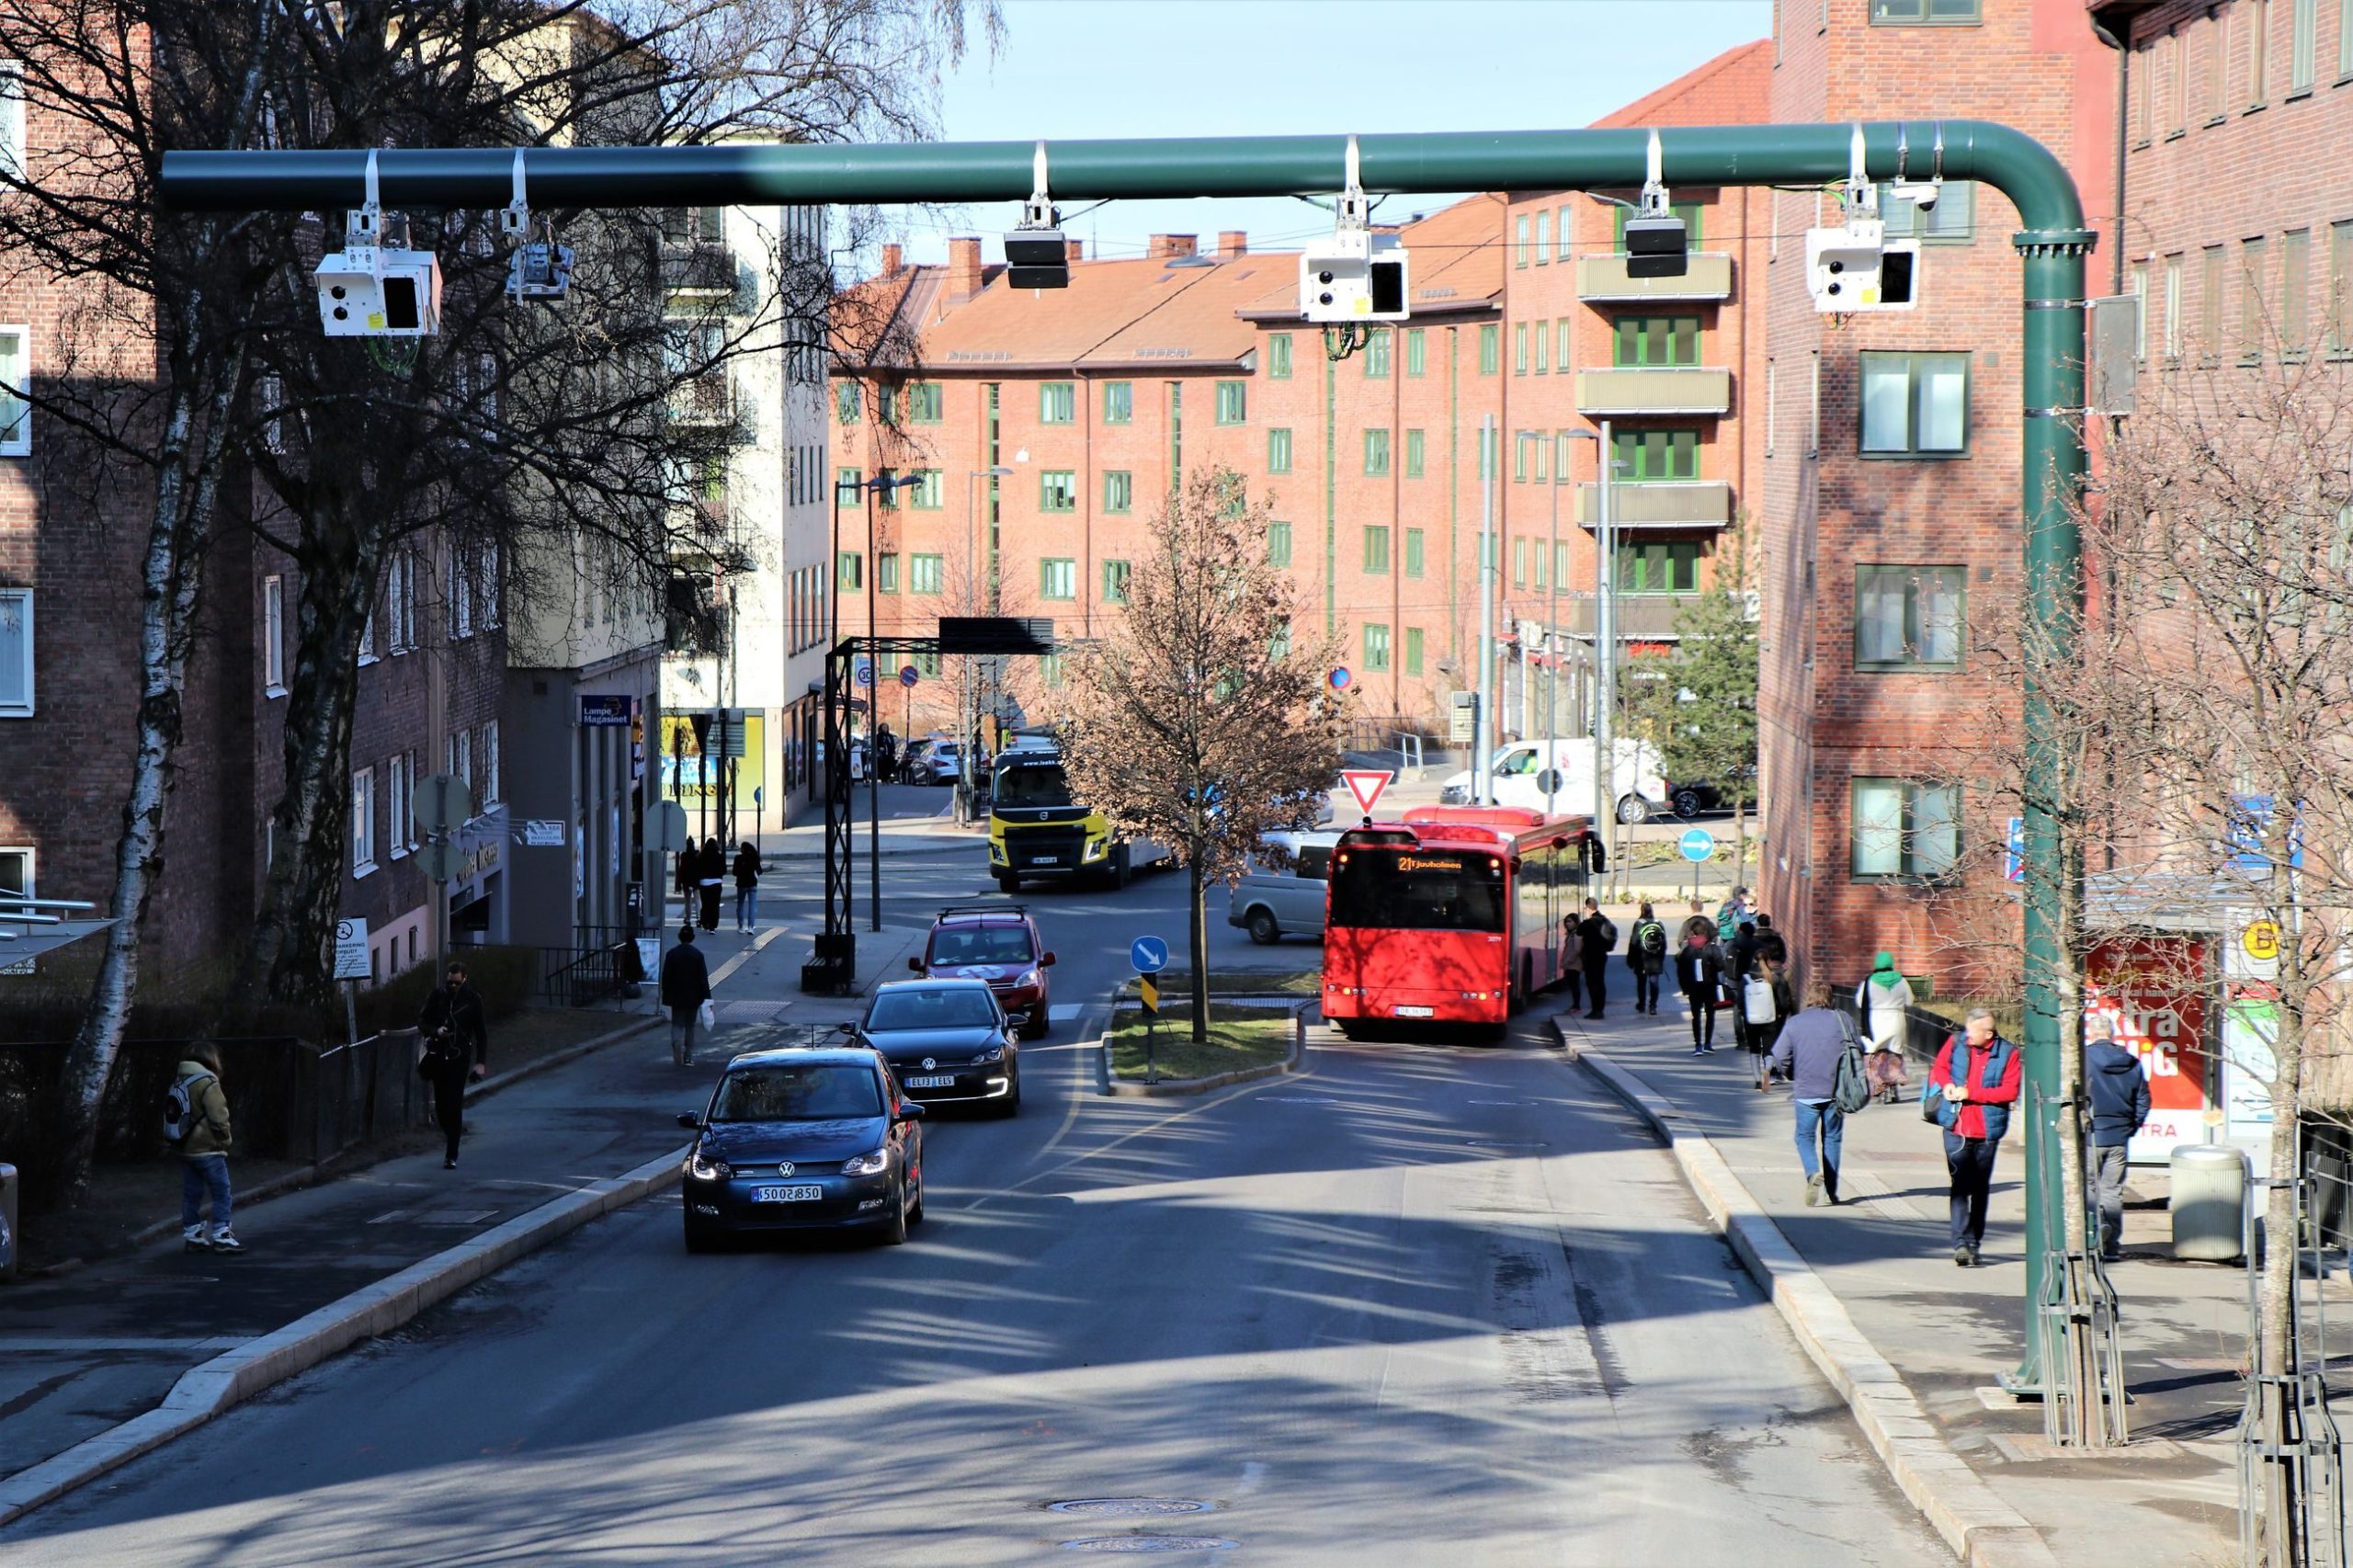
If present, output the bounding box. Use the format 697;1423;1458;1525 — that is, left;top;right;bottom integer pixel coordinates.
2085;1016;2153;1260
1574;899;1618;1020
1626;903;1668;1016
418;960;490;1168
1672;929;1724;1054
660;926;714;1067
1723;922;1761;1053
696;836;724;933
732;840;762;934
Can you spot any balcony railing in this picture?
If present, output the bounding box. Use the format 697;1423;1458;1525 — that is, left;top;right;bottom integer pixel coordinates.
670;371;736;426
662;243;740;295
1575;252;1733;302
1575;367;1732;417
1573;480;1732;528
1552;593;1704;640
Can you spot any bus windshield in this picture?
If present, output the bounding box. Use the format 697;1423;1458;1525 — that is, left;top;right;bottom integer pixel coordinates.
994;763;1072;810
1328;849;1506;933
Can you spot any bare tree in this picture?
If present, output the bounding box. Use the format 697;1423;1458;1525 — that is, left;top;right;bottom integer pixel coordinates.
1050;468;1345;1042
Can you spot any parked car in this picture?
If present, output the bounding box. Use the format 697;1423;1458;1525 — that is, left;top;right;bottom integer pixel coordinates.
857;978;1022;1116
921;741;963;786
1438;737;1667;823
899;738;937;784
909;903;1056;1037
1226;830;1341;944
676;1047;925;1251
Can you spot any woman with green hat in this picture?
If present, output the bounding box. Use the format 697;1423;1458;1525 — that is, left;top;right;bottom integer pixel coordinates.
1857;952;1915;1105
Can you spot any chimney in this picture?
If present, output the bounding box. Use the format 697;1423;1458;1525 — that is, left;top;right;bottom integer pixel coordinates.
1147;233;1198;260
947;235;983;299
881;243;904;275
1064;238;1085;264
1219;230;1248;257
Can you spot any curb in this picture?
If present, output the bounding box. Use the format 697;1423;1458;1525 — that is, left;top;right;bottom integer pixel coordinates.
1101;1000;1310;1098
0;1142;689;1530
1560;1032;2058;1568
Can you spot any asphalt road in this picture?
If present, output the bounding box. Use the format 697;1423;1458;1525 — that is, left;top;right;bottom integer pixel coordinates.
2;851;1945;1567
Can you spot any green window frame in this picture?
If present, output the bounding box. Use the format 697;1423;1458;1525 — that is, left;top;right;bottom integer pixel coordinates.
1850;778;1961;881
1267;521;1292;566
835;382;859;424
1040;381;1075;424
1515;214;1530;267
877;552;900;594
1868;0;1980;23
910;553;943;594
1040;470;1077;511
1040;558;1076;600
1612;429;1700;481
836;551;861;591
1102;381;1132;424
1611;315;1702;367
1364;526;1390;574
1103;470;1133;513
910;469;944;509
1404;528;1425;578
1876;181;1976;244
1363;621;1392;671
1364;328;1392;378
1363;428;1391;477
1533;209;1550;265
1102;559;1131;604
1216;380;1248;424
1533;324;1549;375
874;466;901;508
1615;541;1700;595
1513;538;1529;588
1556;318;1572;370
914;648;943;677
1268;333;1292;380
1478;324;1499;375
907;382;942;423
1404;328;1426;377
835;466;860;506
1267;427;1292;474
1404;428;1425;478
1404;626;1425;676
1514;323;1529;375
1859;351;1971;456
1855;564;1966;672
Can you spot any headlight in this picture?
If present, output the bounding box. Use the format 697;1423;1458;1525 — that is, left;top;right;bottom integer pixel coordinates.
1015;969;1042;991
688;1152;733;1182
989;841;1007;863
840;1149;890;1176
1083;836;1108;861
971;1044;1006;1064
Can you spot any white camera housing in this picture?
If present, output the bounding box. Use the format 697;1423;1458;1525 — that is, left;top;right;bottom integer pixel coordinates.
1804;218;1918;313
315;210;441;336
1300;229;1409;323
1888;179;1941;211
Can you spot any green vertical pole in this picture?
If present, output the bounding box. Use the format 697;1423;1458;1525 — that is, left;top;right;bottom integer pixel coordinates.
1448;327;1461;668
1324;350;1337;638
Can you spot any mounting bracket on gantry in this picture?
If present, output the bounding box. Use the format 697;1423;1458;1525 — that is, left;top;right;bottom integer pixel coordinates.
1003;142;1071;289
1302;135;1410;353
503;151;575;302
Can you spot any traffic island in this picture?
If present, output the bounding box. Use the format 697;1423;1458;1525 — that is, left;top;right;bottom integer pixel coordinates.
1100;995;1307;1096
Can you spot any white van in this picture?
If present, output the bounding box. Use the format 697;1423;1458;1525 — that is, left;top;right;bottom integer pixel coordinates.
1438;738;1668;823
1225;831;1341;944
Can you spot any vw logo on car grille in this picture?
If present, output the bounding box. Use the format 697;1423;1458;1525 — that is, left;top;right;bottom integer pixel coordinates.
776;1163;794;1178
921;1058;937;1071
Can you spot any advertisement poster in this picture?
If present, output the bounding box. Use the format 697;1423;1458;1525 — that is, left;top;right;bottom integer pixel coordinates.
2221;999;2280;1144
2086;936;2212;1164
658;713;766;810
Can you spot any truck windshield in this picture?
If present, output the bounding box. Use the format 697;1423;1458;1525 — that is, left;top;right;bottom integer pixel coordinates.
994;764;1072;809
1328;849;1506;933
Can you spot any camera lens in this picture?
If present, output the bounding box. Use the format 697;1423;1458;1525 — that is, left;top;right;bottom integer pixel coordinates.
330;285;347;299
332;305;347;320
1318;292;1333;306
1317;270;1334;285
1826;261;1844;274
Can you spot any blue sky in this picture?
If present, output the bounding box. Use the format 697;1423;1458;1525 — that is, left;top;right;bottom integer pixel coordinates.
892;0;1770;266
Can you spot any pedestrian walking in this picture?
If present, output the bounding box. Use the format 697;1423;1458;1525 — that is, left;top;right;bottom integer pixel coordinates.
732;840;762;934
1575;899;1619;1019
1556;912;1583;1013
1627;903;1667;1016
1770;983;1857;1207
1673;927;1724;1054
661;924;714;1067
2085;1015;2152;1260
1745;955;1794;1090
696;835;723;932
1679;898;1717;946
1724;919;1762;1054
673;835;697;925
1751;912;1789;967
1715;885;1757;940
1856;952;1916;1103
417;960;490;1169
168;1042;240;1252
1927;1007;2024;1267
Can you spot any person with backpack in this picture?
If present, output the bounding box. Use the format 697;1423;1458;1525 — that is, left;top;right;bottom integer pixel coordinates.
1574;899;1619;1020
1679;899;1718;946
1627;903;1667;1016
169;1042;240;1252
2085;1015;2152;1260
1769;983;1868;1206
661;924;714;1068
1927;1007;2025;1267
418;960;491;1169
732;839;762;935
1745;955;1795;1089
1715;886;1756;940
1673;927;1725;1054
1856;952;1916;1104
1723;921;1761;1053
1752;912;1789;966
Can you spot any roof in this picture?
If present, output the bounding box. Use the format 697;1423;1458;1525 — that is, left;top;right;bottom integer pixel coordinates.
871;975;996;994
917;251;1276;373
934;905;1034;927
1593;40;1772;131
725;1045;885;1069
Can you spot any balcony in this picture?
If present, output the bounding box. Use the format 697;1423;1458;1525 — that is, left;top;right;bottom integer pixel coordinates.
1576;367;1731;417
1553;593;1703;641
669;371;737;427
1576;252;1733;302
1573;480;1732;529
662;243;741;296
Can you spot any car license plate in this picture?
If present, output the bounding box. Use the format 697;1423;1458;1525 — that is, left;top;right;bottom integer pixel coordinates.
751;1185;822;1203
1394;1005;1436;1018
905;1074;955;1088
1030;855;1055;865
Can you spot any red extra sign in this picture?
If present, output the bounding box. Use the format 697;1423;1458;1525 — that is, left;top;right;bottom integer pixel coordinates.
2086;935;2212;1161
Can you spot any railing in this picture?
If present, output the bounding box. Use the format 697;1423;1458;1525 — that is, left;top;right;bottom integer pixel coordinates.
537;925;645;1008
1392;733;1425;775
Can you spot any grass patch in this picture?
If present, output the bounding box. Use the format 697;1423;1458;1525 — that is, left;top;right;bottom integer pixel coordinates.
1145;970;1321;997
1109;1006;1294;1082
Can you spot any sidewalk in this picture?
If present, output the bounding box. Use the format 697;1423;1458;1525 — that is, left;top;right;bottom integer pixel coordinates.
1554;998;2247;1567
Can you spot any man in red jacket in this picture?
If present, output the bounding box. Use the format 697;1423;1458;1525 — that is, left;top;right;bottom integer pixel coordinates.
1928;1007;2024;1267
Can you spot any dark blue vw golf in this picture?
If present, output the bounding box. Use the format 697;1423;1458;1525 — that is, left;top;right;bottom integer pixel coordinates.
677;1046;926;1251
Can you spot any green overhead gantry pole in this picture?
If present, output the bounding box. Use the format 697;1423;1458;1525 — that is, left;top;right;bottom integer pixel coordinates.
162;125;2090;1387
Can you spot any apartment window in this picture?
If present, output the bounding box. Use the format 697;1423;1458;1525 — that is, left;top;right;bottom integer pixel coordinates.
1869;0;1980;21
914;649;943;678
0;326;27;455
1851;778;1961;881
877;552;899;594
911;469;944;509
263;574;286;695
911;553;943;594
1614;427;1700;480
0;587;27;716
449;730;471;792
1533;324;1549;375
483;722;501;806
1268;335;1292;380
1267;521;1293;567
386;753;410;858
2172;28;2189;132
1531;437;1550;483
1040;470;1076;511
1533;210;1551;265
2341;0;2353;82
835;466;860;507
1478;324;1499;375
1616;542;1700;594
351;767;376;876
2201;244;2226;361
1855;565;1965;671
1514;324;1529;376
2284;230;2313;350
1404;328;1426;377
1103;559;1131;604
2331;222;2353;355
2211;10;2232;120
1040;558;1076;600
1363;428;1391;476
1104;470;1134;512
835;382;858;424
1859;351;1970;456
1040;381;1075;424
1513;538;1529;588
1250;429;1286;482
2242;236;2270;362
837;551;861;592
1557;203;1573;260
0;62;20;182
2164;254;2184;360
1364;526;1390;574
1103;381;1133;423
1514;432;1530;483
1216;380;1248;422
2250;0;2270;104
1404;627;1425;676
1612;315;1701;367
1516;214;1531;267
1555;541;1572;587
1364;329;1391;379
1404;428;1425;479
1877;181;1977;244
1556;319;1573;372
1404;528;1426;578
908;381;942;423
1363;622;1392;671
2131;263;2149;363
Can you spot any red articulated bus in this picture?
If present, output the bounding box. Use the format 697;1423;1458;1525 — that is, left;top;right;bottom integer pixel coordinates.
1321;806;1604;1040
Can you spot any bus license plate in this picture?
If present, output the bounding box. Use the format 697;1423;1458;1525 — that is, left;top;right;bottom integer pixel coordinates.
752;1185;822;1203
1394;1005;1436;1018
905;1074;955;1088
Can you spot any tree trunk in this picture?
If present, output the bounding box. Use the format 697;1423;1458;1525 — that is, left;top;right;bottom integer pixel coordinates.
1188;852;1210;1048
2256;994;2308;1565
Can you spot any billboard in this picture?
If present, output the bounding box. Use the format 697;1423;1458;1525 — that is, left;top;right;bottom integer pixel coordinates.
2086;936;2213;1164
658;712;766;808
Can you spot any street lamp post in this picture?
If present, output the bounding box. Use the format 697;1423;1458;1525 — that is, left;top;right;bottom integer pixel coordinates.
1556;429;1596;826
1594;415;1615;875
961;466;1014;828
839;470;921;931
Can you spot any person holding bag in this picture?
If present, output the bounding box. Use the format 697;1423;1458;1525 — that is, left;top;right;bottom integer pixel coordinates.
417;960;491;1169
660;924;714;1068
1926;1008;2024;1267
1857;952;1915;1104
1673;928;1724;1054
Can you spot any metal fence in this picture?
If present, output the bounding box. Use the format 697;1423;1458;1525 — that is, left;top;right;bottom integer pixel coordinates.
536;926;644;1008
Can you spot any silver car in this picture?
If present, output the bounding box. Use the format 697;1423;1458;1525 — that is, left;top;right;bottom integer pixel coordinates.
1225;831;1341;945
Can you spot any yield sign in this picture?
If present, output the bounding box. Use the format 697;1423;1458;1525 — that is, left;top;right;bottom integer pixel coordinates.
1341;769;1393;815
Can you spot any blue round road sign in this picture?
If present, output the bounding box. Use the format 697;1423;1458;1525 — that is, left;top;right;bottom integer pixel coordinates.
1130;935;1170;973
1328;667;1352;691
855;658;873;686
899;665;919;688
1677;827;1718;863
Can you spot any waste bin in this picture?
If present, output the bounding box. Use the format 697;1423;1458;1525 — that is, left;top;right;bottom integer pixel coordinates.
2173;1143;2251;1263
0;1162;17;1283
